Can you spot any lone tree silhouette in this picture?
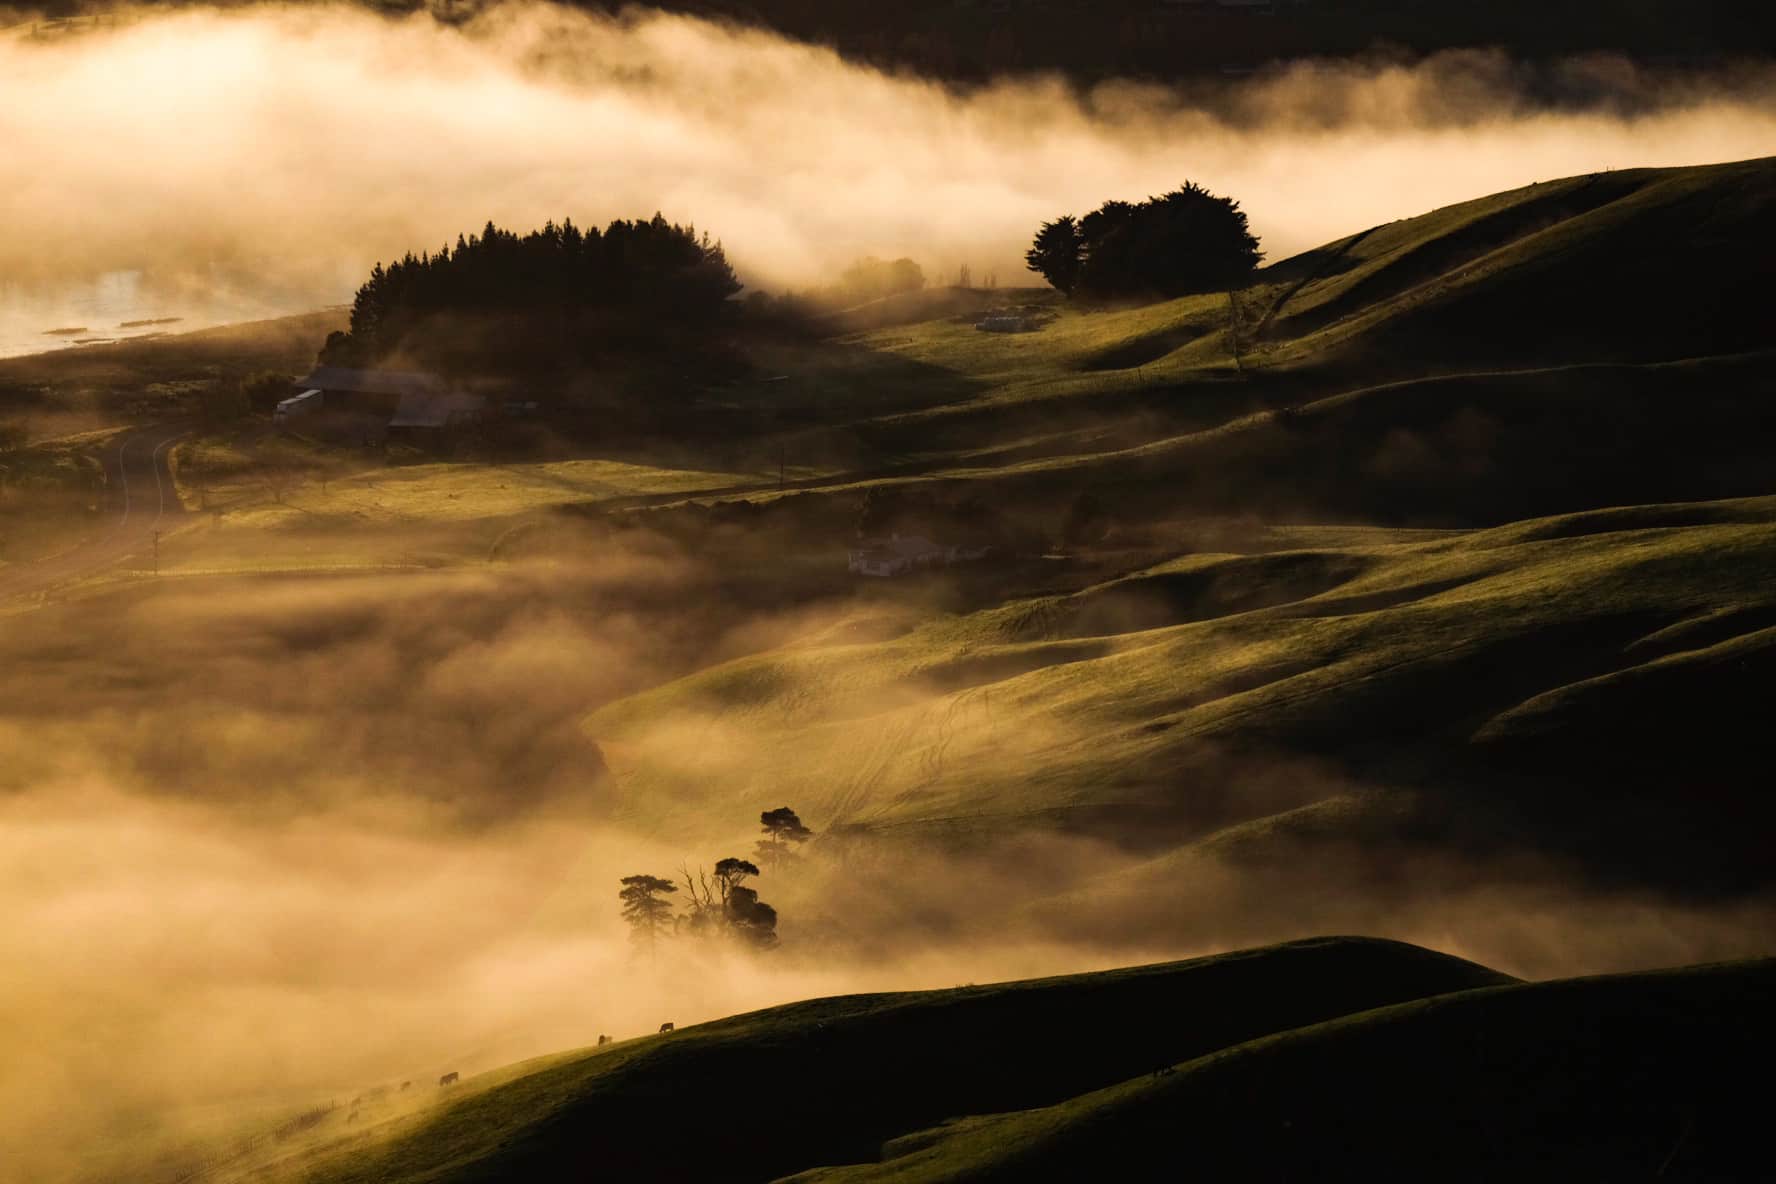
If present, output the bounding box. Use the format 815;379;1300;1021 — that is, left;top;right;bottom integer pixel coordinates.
618;874;678;949
1027;184;1261;300
756;807;814;868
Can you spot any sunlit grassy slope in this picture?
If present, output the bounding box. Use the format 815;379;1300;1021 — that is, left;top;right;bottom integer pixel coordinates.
587;494;1776;886
556;161;1776;890
188;937;1509;1184
784;157;1776;509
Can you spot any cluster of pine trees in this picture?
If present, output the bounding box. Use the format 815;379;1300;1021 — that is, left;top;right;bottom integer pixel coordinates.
1025;183;1262;300
321;215;742;373
619;807;814;952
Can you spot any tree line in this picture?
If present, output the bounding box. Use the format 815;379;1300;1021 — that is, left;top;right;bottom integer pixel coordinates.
619;807;814;952
320;214;742;373
1026;182;1261;300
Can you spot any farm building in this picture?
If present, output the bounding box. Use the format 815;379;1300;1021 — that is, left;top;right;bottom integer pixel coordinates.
296;367;448;411
273;389;323;425
389;390;489;432
848;534;990;578
291;367;488;435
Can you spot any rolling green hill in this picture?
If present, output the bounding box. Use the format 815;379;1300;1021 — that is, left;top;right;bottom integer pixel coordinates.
14;146;1776;1184
515;158;1776;898
165;941;1776;1184
585;492;1776;890
171;938;1513;1184
722;158;1776;533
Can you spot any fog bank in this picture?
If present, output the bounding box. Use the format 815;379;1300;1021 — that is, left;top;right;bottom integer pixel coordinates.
2;3;1773;322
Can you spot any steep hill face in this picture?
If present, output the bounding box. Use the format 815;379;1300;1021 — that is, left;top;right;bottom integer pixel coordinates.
791;957;1776;1182
1271;158;1776;371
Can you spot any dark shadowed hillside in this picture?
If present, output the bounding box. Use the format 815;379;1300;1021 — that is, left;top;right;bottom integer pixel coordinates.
176;938;1514;1183
793;956;1776;1183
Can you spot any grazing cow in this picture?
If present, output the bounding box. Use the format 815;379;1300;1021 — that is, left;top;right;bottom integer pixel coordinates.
439;1071;459;1086
658;1022;675;1034
597;1034;612;1046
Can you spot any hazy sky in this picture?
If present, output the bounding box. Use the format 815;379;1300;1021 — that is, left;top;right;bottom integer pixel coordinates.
1;2;1773;317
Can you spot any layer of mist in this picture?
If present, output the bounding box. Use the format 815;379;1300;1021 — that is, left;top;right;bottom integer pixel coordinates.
5;519;1774;1182
2;2;1774;354
5;7;1776;1177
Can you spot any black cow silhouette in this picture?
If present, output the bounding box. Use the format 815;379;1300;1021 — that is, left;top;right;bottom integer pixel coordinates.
439;1071;459;1086
658;1022;675;1034
597;1034;612;1046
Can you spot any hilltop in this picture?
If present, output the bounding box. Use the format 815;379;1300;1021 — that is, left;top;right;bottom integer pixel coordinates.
135;939;1776;1183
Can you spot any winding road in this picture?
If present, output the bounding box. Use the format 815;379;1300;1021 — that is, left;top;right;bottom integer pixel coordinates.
0;423;189;604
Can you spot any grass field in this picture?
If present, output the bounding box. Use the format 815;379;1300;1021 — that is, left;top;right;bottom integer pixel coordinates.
9;157;1776;1183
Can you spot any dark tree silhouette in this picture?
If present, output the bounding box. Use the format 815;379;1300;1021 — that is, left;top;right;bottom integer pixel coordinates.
713;857;760;904
1026;185;1261;300
725;885;779;949
756;806;814;868
704;857;779;947
619;874;678;948
1024;215;1083;295
319;214;742;374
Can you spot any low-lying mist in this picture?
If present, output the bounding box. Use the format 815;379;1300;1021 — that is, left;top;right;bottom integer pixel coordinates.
3;2;1775;338
4;515;1774;1181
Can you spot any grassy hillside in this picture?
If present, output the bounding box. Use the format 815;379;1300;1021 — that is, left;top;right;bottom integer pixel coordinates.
9;148;1775;1184
793;956;1776;1182
177;938;1509;1184
586;493;1776;888
729;158;1776;531
161;943;1776;1184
